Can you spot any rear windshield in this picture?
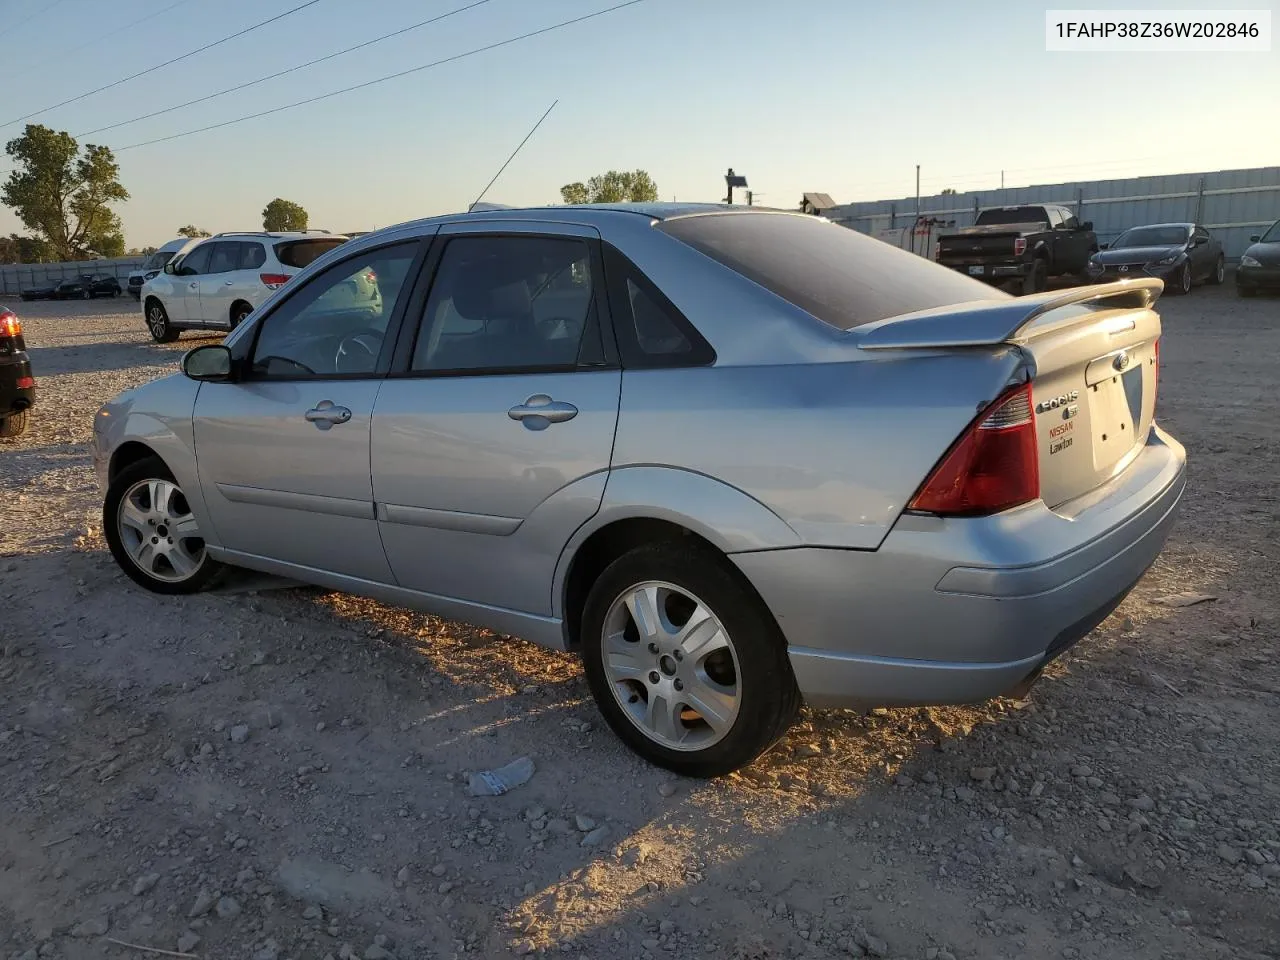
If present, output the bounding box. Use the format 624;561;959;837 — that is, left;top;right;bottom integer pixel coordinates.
656;213;1003;330
275;238;346;269
976;207;1049;226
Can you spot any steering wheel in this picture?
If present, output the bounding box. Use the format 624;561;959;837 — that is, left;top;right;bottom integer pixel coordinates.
334;328;384;374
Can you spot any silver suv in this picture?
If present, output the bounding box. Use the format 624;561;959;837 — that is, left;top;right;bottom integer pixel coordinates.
140;231;348;342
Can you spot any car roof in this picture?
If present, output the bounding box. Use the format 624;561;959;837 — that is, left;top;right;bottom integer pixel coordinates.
1124;222;1194;230
205;231;348;240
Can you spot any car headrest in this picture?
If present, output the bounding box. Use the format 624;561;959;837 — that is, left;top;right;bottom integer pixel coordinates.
451;255;532;320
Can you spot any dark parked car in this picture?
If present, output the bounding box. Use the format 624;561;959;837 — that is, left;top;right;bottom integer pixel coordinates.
53;273;122;299
1237;219;1280;297
935;205;1098;293
19;282;57;301
1088;222;1223;295
0;307;35;438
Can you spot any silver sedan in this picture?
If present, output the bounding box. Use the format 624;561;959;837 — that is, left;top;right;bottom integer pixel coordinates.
93;204;1186;776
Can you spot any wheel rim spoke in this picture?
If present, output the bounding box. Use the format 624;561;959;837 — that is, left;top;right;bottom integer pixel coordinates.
132;541;157;573
645;691;682;745
171;513;200;536
148;480;173;518
166;546;197;578
604;646;648;682
119;500;150;536
624;585;663;642
681;676;737;734
676;606;727;659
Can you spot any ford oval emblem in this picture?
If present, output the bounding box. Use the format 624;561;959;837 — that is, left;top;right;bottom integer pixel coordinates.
1113;350;1131;371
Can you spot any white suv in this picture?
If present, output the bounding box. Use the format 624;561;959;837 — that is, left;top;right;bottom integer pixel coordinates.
140;232;348;342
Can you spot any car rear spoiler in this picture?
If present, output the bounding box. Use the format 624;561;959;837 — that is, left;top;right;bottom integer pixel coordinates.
855;278;1163;351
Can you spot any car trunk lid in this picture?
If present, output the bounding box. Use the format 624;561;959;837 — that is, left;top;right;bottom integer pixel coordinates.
857;279;1163;509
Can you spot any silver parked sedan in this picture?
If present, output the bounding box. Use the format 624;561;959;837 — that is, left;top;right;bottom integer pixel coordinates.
93;204;1186;776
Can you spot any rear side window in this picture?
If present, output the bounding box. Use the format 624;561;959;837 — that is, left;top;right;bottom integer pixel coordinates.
275;238;346;269
602;244;713;367
657;213;1003;331
238;242;267;270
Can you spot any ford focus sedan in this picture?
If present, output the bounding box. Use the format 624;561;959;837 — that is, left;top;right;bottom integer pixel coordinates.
93;204;1186;776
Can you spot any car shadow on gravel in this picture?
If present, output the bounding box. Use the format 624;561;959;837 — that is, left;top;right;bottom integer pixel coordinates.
24;340;200;377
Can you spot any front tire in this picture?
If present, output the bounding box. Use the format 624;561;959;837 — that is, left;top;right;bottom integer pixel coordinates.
145;300;179;343
1174;263;1192;295
103;456;224;595
580;542;800;777
0;409;29;439
1208;256;1225;286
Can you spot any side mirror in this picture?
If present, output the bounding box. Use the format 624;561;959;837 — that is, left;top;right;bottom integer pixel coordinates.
182;344;233;382
1250;235;1261;243
1081;221;1093;231
1100;242;1109;250
163;261;177;275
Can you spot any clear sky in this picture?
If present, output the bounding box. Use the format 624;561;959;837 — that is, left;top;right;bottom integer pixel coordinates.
1;0;1277;248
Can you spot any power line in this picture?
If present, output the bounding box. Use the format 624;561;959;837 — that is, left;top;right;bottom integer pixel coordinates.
0;0;64;41
79;0;495;138
47;0;199;64
114;0;648;152
0;0;325;129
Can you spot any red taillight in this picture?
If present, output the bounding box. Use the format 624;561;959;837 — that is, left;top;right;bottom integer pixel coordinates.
1013;237;1027;257
0;311;20;338
908;382;1040;516
260;273;290;289
16;376;34;389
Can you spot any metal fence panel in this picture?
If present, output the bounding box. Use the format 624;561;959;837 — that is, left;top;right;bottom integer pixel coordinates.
0;257;147;296
825;166;1280;260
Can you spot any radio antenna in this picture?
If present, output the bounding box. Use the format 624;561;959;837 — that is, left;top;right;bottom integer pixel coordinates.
471;99;559;209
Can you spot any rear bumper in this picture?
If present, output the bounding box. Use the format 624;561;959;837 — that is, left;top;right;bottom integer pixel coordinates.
733;425;1186;709
942;261;1032;281
0;356;36;417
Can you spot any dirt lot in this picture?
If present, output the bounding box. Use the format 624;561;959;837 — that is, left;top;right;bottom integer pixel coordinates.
1;285;1277;960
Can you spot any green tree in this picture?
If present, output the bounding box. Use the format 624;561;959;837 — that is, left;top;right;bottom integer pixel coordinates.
177;224;211;238
262;198;308;231
1;124;128;261
940;188;957;195
560;169;658;205
0;233;56;263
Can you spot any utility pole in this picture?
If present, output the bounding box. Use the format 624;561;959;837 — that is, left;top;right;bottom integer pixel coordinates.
746;190;754;206
915;164;921;218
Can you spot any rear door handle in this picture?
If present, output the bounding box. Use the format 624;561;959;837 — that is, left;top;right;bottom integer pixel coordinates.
304;400;352;430
508;394;578;430
224;280;234;286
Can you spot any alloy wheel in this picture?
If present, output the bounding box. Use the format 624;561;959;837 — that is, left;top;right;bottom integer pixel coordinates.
600;581;741;751
116;478;206;583
148;306;166;338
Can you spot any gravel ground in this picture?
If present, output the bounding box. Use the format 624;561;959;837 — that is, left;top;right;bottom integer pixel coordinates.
0;285;1277;960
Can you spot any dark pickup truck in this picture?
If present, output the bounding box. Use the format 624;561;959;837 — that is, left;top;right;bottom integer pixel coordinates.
935;204;1098;294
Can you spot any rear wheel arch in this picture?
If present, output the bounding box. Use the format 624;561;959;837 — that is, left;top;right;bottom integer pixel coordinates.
229;300;254;327
560;516;781;653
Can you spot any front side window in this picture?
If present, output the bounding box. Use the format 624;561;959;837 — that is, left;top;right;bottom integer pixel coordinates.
411;235;596;373
176;244;213;276
1260;220;1280;243
249;244;418;379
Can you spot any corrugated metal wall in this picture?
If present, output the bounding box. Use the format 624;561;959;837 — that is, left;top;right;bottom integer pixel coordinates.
825;166;1280;260
0;257;146;296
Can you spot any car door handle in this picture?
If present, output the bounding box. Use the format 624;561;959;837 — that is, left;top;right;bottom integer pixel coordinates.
508;394;578;429
224;280;234;285
189;282;198;289
304;400;352;430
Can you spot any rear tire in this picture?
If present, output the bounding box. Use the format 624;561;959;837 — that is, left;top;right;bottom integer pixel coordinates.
1208;256;1225;286
0;409;29;439
230;302;253;329
145;300;179;343
103;456;225;595
580;541;801;777
1023;259;1049;295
